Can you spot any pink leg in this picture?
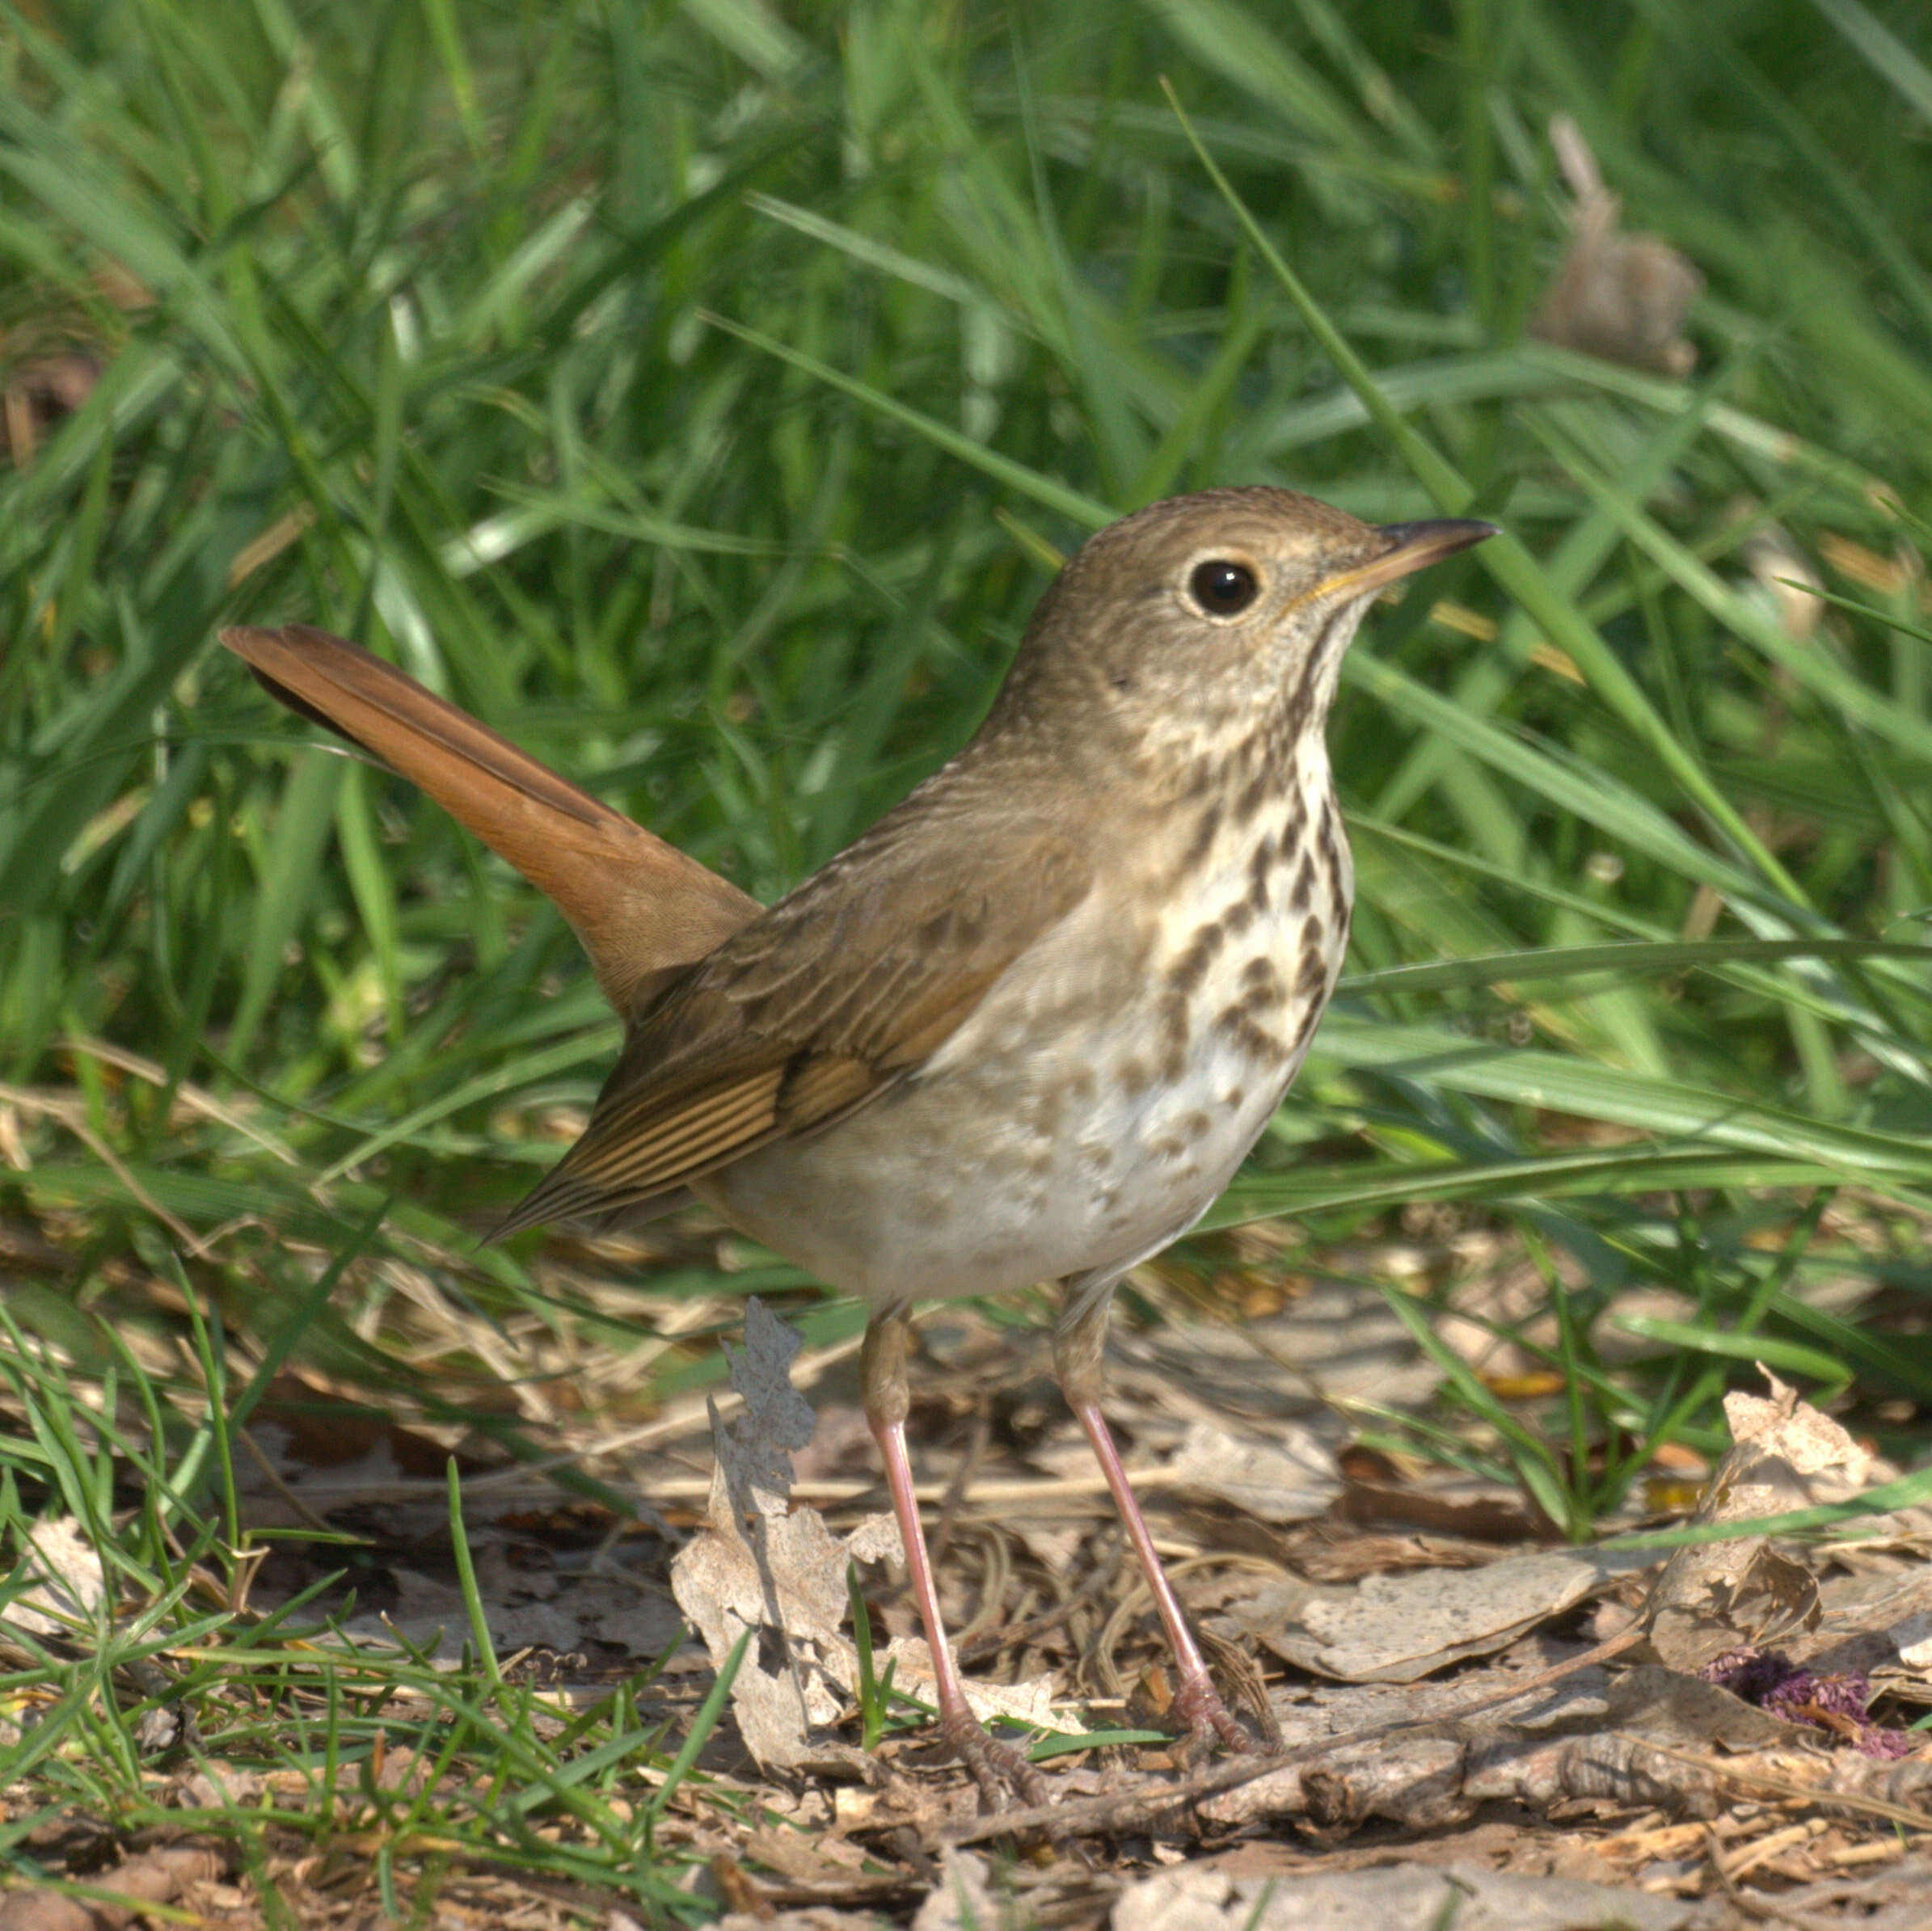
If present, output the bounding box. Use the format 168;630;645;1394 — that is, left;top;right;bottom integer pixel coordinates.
1055;1289;1254;1752
862;1303;1048;1807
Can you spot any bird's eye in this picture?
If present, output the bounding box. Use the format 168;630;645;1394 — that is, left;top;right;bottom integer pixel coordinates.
1187;559;1260;618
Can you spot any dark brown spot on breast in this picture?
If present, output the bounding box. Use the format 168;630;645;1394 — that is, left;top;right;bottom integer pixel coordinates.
1233;763;1277;827
1216;1007;1291;1065
1166;920;1225;997
1295;943;1331;1001
1289;854;1314;913
1169;799;1223;888
1116;1056;1151;1098
1318;797;1344;878
1247;833;1275;913
1237;971;1285;1014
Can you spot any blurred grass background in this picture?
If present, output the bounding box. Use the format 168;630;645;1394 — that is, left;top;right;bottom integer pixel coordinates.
5;0;1932;1537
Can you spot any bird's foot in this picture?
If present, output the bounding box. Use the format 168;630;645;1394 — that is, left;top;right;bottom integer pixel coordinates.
941;1705;1051;1811
1174;1675;1261;1756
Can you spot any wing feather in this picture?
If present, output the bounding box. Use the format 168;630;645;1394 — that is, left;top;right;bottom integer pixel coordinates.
496;779;1095;1237
498;1068;787;1231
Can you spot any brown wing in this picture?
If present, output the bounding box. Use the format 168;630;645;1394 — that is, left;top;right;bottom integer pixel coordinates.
493;773;1094;1235
221;624;761;1015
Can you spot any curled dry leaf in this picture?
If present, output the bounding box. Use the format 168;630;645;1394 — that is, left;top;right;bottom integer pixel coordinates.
909;1849;1007;1931
716;1296;820;1514
0;1843;226;1931
1778;1564;1932;1710
1529;114;1702;375
1642;1368;1861;1672
1895;1606;1932;1672
1189;1662;1795;1836
672;1301;888;1769
670;1300;1057;1771
1138;1280;1441;1415
1162;1418;1339;1525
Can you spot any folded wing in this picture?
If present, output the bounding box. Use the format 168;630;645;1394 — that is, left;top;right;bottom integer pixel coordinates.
495;782;1093;1234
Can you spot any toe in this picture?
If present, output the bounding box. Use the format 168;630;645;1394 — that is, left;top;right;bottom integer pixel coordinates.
1175;1678;1260;1755
942;1706;1051;1810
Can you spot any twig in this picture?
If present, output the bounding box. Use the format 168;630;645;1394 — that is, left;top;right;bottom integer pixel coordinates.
940;1628;1650;1846
1622;1735;1932;1834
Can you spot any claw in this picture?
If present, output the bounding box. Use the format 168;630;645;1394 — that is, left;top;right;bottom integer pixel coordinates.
1173;1675;1260;1756
941;1705;1051;1811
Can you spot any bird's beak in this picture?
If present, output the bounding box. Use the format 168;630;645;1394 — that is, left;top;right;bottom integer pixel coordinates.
1311;517;1500;603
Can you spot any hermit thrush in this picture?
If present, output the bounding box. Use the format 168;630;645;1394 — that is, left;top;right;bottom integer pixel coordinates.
224;487;1494;1802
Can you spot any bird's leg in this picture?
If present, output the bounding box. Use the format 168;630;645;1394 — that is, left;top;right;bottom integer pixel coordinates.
861;1301;1048;1807
1052;1284;1255;1753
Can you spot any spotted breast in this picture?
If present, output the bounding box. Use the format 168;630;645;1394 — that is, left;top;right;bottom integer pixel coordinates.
696;741;1351;1307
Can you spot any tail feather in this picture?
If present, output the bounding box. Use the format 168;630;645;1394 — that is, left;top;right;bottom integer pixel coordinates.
220;622;761;1018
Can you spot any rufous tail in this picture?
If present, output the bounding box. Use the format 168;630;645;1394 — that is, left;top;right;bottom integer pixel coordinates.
220;625;761;1016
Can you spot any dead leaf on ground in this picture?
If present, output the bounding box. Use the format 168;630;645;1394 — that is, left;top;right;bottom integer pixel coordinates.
1529;114;1702;374
909;1849;1010;1931
671;1300;884;1770
1112;1857;1713;1931
1643;1367;1864;1672
1226;1545;1655;1683
3;1516;108;1638
669;1298;1062;1771
0;1843;226;1931
1141;1281;1441;1415
1803;1565;1932;1701
1162;1418;1339;1524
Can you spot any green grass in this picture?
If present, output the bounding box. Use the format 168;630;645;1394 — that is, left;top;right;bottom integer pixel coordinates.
0;1305;756;1919
5;0;1932;1912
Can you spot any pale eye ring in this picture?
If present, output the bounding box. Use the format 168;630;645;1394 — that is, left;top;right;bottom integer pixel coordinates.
1187;559;1260;617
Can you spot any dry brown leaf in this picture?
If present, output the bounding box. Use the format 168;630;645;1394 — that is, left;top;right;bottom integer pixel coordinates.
4;1517;107;1638
1162;1419;1339;1525
1643;1368;1860;1672
670;1300;1060;1769
1230;1547;1652;1684
0;1844;226;1931
670;1323;869;1771
1112;1857;1709;1931
909;1850;1011;1931
1529;115;1702;375
1779;1564;1932;1699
